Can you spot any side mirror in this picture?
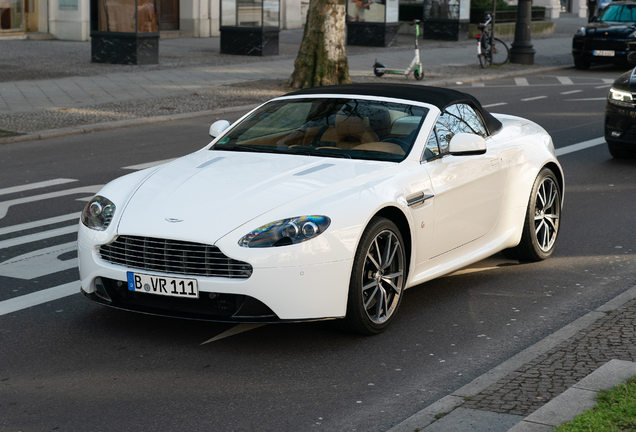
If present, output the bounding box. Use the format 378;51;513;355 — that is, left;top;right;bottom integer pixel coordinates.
209;120;231;138
449;133;487;156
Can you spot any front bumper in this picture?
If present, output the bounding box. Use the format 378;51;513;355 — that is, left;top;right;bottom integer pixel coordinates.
79;236;354;322
605;101;636;146
572;36;631;64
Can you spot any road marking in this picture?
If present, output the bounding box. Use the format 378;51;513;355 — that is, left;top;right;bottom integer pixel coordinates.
123;158;176;170
564;97;606;101
0;225;77;249
555;137;605;156
556;76;574;85
0;242;77;279
521;96;547;101
515;78;529;86
0;281;80;317
561;90;582;95
0;212;80;236
0;179;77;197
200;324;268;345
595;84;611;89
483;102;508;108
603;79;614;84
472;83;485;87
0;185;102;220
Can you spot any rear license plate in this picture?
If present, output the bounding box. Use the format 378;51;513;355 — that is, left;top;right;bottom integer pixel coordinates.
127;272;199;298
593;50;615;56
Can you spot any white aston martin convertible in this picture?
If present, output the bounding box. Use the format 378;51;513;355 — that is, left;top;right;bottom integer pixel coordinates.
78;84;563;334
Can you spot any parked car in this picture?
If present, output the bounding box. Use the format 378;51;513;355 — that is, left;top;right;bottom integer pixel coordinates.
572;1;636;69
78;84;564;334
605;52;636;157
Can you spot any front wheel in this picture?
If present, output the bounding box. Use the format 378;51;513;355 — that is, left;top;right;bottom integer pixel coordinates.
414;66;424;80
503;168;561;261
491;38;510;65
341;217;406;335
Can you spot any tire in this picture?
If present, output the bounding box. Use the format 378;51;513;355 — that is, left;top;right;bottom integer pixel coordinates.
414;66;424;81
341;217;406;335
374;68;384;77
503;168;561;262
478;53;488;68
607;141;636;159
491;38;510;65
574;58;591;70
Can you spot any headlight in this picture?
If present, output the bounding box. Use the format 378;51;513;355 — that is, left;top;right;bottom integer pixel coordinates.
239;216;331;248
575;26;586;36
608;87;634;104
81;196;116;231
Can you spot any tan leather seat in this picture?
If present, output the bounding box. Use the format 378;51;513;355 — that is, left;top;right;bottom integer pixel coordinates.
322;114;379;149
352;142;405;155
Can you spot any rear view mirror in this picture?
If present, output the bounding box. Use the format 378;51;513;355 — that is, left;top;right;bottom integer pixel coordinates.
449;133;487;156
209;120;231;138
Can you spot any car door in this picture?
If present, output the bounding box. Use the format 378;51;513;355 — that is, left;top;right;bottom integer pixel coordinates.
423;103;508;260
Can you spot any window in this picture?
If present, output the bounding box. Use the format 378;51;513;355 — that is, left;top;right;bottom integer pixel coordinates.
423;103;487;161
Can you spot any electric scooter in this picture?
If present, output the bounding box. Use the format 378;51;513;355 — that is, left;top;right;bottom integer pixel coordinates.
372;20;424;81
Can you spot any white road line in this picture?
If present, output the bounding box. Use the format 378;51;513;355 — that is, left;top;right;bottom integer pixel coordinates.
0;185;102;220
521;96;547;101
472;83;485;87
483;102;508;108
556;76;574;85
564;98;606;101
561;90;582;95
595;84;611;89
603;79;615;84
0;225;77;249
0;212;80;236
515;78;529;86
0;281;80;317
556;137;605;156
123;158;176;170
0;242;77;279
200;324;268;345
0;179;77;197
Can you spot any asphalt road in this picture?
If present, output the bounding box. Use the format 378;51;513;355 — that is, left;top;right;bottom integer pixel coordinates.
1;66;636;432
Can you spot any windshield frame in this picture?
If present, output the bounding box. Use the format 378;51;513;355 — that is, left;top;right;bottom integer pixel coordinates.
208;95;432;163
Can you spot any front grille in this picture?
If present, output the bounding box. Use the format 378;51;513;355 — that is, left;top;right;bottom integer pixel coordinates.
100;235;252;279
584;38;629;52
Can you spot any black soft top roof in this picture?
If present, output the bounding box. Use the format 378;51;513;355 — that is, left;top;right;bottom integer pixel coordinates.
286;83;503;135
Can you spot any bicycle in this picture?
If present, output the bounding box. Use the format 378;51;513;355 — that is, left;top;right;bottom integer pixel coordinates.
476;13;510;67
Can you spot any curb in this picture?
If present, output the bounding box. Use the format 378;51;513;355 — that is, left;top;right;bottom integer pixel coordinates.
386;283;636;431
0;65;573;146
0;103;261;146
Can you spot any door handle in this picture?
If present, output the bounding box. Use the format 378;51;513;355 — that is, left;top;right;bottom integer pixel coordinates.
406;192;435;207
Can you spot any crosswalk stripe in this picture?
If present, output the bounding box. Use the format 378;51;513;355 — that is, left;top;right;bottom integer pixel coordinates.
0;225;77;249
0;281;80;317
0;212;80;236
556;76;574;85
0;179;77;197
0;185;102;220
515;78;529;86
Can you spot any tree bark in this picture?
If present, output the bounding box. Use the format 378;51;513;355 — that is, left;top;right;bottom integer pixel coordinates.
288;0;351;89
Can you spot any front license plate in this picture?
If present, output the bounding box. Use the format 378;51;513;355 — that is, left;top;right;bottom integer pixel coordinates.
593;50;615;57
127;272;199;298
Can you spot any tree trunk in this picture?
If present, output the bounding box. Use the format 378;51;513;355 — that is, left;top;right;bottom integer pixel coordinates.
288;0;351;89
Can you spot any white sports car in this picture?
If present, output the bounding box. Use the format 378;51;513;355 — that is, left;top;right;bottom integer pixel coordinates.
78;84;563;334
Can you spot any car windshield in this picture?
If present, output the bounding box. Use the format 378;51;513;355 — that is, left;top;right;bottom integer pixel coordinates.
211;98;429;162
597;4;636;22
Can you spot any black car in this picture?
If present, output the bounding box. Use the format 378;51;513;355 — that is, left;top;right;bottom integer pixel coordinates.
572;1;636;70
605;53;636;158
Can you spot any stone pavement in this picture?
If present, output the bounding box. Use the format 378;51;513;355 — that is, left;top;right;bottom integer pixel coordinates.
4;12;634;432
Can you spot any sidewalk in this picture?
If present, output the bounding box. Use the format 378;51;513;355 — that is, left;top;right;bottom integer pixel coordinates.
0;14;585;140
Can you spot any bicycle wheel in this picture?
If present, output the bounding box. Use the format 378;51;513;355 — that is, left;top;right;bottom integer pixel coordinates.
491;38;510;65
478;53;488;68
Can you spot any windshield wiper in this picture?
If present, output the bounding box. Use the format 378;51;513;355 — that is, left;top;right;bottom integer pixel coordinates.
291;149;351;159
212;143;279;154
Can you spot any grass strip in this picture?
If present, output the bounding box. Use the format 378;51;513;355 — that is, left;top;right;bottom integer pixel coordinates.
555;376;636;431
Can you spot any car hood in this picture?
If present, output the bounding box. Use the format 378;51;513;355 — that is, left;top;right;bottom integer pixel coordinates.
117;151;391;244
584;21;636;37
612;67;636;91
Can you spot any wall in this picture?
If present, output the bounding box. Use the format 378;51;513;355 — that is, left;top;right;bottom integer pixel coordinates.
48;0;89;40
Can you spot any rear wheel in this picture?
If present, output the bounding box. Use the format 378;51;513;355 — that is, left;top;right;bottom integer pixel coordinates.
503;168;561;261
607;140;636;159
478;53;488;68
341;217;405;335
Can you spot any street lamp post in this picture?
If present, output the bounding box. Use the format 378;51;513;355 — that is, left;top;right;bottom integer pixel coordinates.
509;0;535;64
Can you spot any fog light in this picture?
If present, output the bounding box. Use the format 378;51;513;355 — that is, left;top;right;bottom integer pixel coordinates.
611;131;621;137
